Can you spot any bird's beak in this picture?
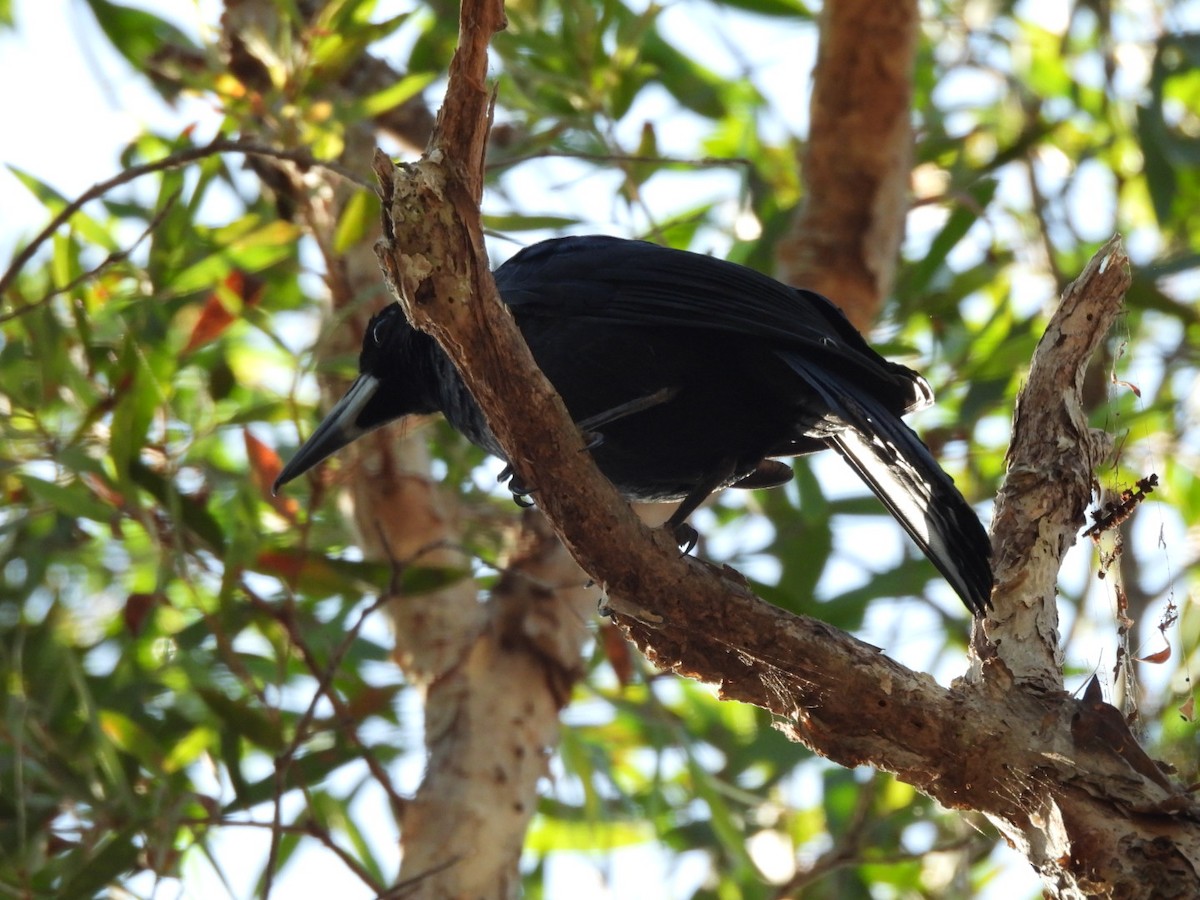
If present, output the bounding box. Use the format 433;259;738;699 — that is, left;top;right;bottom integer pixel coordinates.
273;374;382;494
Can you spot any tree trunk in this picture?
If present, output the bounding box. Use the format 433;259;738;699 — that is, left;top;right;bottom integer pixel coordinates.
221;3;598;895
775;0;918;330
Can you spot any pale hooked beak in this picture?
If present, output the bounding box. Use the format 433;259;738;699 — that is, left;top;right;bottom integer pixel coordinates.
273;374;381;494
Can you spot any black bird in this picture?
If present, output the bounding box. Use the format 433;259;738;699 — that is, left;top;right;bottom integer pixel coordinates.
275;235;993;615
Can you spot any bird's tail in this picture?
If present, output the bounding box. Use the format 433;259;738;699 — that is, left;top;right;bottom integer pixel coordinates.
780;353;993;615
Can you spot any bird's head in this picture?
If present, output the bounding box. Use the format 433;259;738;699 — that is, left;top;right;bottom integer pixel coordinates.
273;303;438;493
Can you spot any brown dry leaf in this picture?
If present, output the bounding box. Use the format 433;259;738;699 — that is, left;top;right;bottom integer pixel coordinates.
245;430;299;521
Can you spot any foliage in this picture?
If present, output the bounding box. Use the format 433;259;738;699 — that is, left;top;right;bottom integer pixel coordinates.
0;0;1197;897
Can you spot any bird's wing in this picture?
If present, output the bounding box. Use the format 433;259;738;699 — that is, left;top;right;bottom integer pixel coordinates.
778;350;993;614
494;235;930;413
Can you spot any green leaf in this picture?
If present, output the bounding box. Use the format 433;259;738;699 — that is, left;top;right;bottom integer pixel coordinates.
640;29;728;119
398;564;471;596
1138;103;1177;225
164;219;300;297
57;826;143;897
109;335;160;491
163;726;217;774
333;189;381;254
129;460;227;552
310;11;413;76
482;214;583;233
525;816;654;852
99;709;165;767
347;71;436;119
898;178;998;297
709;0;812;18
7;165;121;252
230;746;361;811
195;687;285;753
18;475;115;524
83;0;198;70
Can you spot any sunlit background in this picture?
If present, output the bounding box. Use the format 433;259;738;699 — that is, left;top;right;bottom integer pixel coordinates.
2;0;1197;896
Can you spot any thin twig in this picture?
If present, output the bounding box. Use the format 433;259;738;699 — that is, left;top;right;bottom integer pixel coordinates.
188;816;388;895
0;191;179;325
485;148;756;173
0;138;372;304
240;579;408;812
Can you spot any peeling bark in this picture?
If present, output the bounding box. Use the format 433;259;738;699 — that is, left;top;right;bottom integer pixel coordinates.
975;238;1129;690
395;512;595;898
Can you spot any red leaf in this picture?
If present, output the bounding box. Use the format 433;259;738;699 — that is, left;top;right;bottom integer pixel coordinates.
124;592;160;636
600;622;635;687
1135;641;1171;665
183;270;264;353
245;430;299;521
255;550;305;581
1179;696;1195;722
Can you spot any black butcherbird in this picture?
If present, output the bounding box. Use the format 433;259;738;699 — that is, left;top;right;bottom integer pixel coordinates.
275;236;993;615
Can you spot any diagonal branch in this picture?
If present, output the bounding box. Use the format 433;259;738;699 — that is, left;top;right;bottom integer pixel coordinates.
0;138;370;307
369;0;1199;892
977;236;1131;689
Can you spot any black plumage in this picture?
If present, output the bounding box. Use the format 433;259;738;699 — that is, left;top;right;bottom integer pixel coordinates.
275;235;993;614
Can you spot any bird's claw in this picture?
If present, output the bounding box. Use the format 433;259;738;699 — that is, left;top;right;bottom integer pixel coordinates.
580;429;605;451
497;464;538;507
671;522;698;555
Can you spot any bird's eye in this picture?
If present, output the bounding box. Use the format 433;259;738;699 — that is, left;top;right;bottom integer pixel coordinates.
370;309;396;346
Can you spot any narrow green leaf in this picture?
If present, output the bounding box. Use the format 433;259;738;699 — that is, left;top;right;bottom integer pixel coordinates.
899;178;998;296
1138;103;1177;225
640;30;728;119
229;747;359;810
482;214;582;233
83;0;198;70
253;547;393;595
710;0;812;19
353;71;436;118
195;687;285;752
57;826;143;897
333;190;380;254
525;816;654;852
18;475;116;524
397;564;471;596
165;220;300;297
129;460;227;552
7;165;121;252
99;709;165;767
163;726;218;773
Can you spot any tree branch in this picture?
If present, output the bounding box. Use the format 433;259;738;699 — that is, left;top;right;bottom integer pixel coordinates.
371;0;1200;891
775;0;918;329
375;143;1200;898
0;138;370;309
977;236;1130;689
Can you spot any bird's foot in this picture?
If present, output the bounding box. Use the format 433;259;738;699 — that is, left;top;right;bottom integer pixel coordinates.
498;465;538;507
671;521;698;555
580;429;605;451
